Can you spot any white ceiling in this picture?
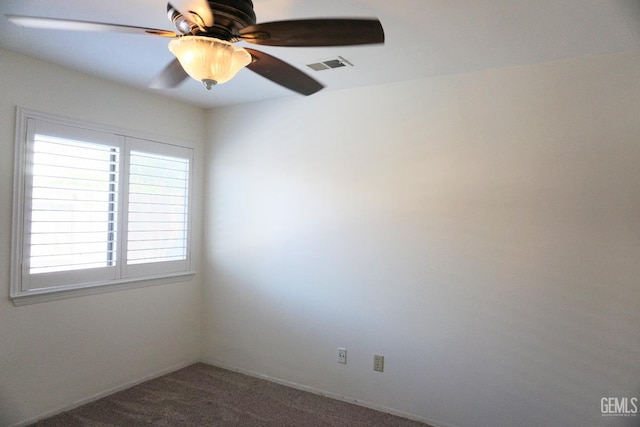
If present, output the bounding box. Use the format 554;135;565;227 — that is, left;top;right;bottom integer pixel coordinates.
1;0;639;109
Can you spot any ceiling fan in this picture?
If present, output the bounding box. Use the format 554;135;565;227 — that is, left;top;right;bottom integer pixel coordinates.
6;0;385;96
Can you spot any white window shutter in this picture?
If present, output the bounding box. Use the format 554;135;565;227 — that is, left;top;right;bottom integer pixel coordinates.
11;110;195;303
22;119;122;290
123;138;192;277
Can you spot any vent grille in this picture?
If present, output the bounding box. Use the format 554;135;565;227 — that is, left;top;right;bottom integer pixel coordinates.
307;56;353;71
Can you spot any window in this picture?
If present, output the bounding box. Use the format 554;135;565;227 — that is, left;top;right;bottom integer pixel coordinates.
11;109;194;304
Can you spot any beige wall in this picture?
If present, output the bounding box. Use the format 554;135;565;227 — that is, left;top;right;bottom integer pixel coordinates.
0;49;205;426
203;52;640;427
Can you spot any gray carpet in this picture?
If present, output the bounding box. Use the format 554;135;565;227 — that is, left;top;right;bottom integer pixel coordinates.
31;363;431;426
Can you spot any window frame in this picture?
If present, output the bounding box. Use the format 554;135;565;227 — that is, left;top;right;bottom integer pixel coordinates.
10;108;196;306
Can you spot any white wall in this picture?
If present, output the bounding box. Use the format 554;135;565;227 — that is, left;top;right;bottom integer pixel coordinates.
0;49;205;426
2;46;638;427
203;52;640;427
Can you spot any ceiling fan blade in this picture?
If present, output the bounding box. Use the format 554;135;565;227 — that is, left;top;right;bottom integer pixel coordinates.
149;59;189;89
239;18;384;47
245;48;324;96
169;0;214;27
5;15;177;37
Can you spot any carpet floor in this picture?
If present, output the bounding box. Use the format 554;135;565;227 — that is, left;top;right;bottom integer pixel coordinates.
31;363;431;426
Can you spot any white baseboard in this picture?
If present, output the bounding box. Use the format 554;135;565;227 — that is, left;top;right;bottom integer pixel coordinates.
200;357;456;427
13;359;198;427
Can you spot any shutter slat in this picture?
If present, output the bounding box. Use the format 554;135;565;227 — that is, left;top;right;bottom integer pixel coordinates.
126;150;188;266
28;135;119;274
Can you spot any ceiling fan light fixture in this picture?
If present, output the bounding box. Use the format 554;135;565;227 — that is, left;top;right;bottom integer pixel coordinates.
168;36;251;89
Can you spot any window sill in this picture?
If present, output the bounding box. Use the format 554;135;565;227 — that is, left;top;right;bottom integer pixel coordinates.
10;271;196;306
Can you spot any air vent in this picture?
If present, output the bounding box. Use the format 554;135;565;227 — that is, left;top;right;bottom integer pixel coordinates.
307;56;353;71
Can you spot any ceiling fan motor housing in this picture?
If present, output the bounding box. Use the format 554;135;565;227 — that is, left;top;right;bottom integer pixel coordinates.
167;0;257;40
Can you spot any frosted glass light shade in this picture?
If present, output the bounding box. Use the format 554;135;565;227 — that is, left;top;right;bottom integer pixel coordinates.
168;36;252;89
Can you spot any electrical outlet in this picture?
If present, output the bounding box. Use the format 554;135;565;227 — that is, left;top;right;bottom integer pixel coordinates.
338;347;347;364
373;354;384;372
